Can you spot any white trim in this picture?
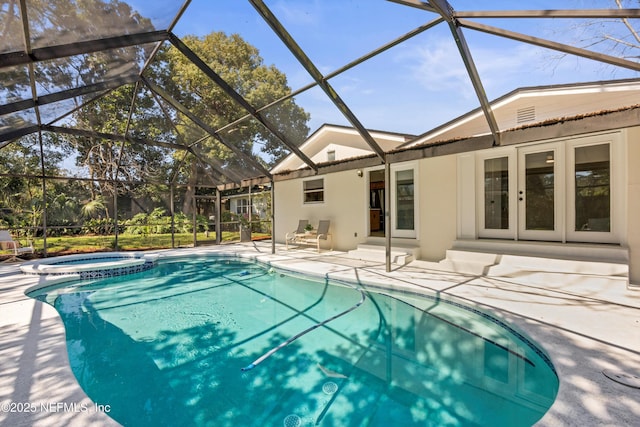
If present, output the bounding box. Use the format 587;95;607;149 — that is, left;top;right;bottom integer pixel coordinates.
302;177;324;204
517;142;564;242
476;147;516;239
458;154;477;239
466;130;626;246
391;162;419;239
365;165;386;237
565;133;622;244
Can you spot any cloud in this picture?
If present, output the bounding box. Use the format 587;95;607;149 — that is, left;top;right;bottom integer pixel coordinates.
399;37;473;95
272;1;321;27
397;36;550;99
397;30;639;102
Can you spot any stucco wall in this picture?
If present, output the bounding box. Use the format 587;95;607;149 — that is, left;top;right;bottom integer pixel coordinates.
309;143;373;164
274;157;459;259
418;155;458;261
627;126;640;285
274;169;367;251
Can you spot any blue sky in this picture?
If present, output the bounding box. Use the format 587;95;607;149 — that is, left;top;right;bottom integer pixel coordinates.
172;1;640;136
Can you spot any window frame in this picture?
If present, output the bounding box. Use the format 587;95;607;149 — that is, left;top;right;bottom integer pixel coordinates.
303;178;325;204
235;198;251;215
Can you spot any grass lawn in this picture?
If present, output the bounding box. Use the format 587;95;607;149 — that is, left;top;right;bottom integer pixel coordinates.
2;232;271;259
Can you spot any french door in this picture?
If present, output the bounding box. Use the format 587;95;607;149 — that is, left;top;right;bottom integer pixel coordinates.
517;143;562;241
477;134;618;243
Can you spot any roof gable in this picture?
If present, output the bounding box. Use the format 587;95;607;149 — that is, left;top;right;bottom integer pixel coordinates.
270;124;414;173
404;79;640;148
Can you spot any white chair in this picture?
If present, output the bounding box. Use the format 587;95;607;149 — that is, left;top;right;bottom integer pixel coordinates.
0;230;34;262
299;220;332;253
285;220;309;250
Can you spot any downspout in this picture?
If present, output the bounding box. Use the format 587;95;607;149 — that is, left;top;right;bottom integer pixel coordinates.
271;179;275;255
192;192;197;247
385;162;391;272
37;130;47;256
215;188;221;245
113;187;118;250
170;185;175;248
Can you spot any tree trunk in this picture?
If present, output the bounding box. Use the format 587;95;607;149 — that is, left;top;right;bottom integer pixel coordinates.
182;162;198;215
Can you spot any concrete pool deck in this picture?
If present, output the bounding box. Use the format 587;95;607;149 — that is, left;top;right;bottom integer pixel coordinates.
1;242;639;426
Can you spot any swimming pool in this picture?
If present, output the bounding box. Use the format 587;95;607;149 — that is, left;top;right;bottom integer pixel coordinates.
28;255;558;426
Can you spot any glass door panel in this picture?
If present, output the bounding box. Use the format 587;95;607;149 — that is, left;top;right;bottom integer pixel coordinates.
396;169;414;230
368;169;385;237
478;152;515;239
518;145;561;241
574;144;610;232
525;151;555;231
567;140;617;243
484;157;509;230
391;167;416;238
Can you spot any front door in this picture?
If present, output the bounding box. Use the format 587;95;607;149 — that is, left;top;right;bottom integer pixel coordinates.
517;143;562;241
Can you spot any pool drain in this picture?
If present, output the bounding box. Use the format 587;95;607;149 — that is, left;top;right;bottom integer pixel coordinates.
603;369;640;388
283;414;302;427
322;381;338;395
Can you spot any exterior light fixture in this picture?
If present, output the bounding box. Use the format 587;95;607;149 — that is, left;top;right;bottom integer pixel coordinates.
357;170;363;177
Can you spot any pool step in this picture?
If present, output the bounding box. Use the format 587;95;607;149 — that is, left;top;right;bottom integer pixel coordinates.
346;244;418;265
417;250;498;275
421;248;629;286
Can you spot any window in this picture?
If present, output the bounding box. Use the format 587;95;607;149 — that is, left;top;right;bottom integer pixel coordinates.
327;150;336;162
236;198;251;215
303;178;324;203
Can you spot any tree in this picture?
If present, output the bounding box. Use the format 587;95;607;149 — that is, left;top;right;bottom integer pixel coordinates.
549;0;640;73
583;0;640;61
150;32;310;213
69;83;172;217
2;3;310;219
0;133;69;235
0;0;155;106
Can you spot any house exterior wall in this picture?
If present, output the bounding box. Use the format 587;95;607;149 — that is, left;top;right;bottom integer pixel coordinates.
274;169;367;251
309;143;373;164
627;126;640;284
418;155;458;261
274;125;639;285
274;155;458;260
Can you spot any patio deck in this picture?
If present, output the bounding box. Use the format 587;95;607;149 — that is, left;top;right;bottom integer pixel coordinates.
1;242;639;426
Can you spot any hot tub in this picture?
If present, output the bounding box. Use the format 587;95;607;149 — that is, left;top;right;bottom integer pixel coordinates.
20;252;158;279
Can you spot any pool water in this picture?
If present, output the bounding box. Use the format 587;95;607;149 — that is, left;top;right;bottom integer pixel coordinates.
29;256;558;426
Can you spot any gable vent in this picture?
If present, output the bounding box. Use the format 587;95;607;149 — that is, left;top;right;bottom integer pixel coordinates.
517;106;536;124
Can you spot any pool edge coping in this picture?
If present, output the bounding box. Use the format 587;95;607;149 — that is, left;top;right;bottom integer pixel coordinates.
2;243;639;427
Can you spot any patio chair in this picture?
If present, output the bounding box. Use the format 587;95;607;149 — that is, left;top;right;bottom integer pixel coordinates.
0;230;34;262
285;220;309;250
299;220;332;253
